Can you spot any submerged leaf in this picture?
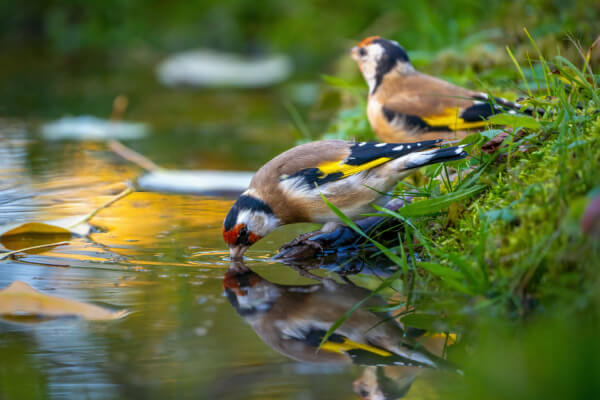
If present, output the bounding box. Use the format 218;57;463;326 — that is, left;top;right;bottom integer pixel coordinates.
0;281;127;321
0;240;70;260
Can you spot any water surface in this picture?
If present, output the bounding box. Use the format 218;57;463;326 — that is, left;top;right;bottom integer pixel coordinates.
0;56;452;400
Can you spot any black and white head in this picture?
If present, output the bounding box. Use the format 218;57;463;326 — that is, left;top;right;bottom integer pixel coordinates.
222;192;280;259
351;36;414;94
223;262;280;318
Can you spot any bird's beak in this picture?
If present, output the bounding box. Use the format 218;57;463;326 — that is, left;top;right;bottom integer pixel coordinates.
229;245;248;260
228;258;248;273
350;46;360;61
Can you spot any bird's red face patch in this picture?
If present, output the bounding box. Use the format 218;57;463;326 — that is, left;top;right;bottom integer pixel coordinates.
222;269;262;295
357;35;381;48
248;232;261;244
222;224;242;246
222;223;262;246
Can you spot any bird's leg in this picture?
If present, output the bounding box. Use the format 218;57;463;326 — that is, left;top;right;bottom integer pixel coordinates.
275;196;413;261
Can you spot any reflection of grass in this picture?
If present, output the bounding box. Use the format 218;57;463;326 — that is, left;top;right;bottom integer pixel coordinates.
319;34;600;397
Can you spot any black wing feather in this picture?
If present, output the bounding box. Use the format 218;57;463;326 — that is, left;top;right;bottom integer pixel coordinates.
345;140;442;166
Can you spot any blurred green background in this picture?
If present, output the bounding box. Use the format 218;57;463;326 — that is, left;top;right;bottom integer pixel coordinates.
3;0;598;63
2;0;598;167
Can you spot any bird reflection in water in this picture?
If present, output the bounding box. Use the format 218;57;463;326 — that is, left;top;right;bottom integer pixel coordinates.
223;260;459;399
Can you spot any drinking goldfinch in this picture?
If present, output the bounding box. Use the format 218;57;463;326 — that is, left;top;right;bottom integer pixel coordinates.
351;36;526;143
222;139;468;258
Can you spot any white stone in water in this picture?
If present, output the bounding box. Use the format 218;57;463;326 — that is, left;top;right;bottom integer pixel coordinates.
156;50;293;88
41;116;148;140
137;170;254;196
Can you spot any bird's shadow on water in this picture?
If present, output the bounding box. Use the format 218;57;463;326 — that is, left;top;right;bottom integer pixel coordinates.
219;258;461;399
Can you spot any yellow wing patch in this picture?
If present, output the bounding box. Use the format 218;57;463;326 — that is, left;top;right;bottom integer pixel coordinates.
321;337;392;357
424;332;458;344
317;157;392;179
423;108;487;130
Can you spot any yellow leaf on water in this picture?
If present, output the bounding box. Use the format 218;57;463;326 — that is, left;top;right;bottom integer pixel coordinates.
0;216;92;238
0;186;133;239
0;281;127;321
2;222;69;236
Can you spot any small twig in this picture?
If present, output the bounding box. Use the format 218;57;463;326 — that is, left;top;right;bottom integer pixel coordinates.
110;95;129;121
0;241;71;261
107;95;160;170
76;185;134;227
108;140;161;172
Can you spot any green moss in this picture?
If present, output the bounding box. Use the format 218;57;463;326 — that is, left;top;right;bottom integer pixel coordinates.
318;36;600;322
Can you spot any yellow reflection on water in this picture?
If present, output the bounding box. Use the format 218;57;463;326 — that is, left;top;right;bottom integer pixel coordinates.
90;192;233;258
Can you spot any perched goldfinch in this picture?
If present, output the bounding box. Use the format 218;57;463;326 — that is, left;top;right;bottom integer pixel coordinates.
224;261;453;368
222;139;468;258
351;36;526;143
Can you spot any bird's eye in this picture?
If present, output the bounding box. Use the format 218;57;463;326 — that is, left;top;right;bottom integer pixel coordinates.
359;47;367;57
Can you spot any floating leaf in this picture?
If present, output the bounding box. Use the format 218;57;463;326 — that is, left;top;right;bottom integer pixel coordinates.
0;216;92;238
488;114;541;130
0;186;132;239
0;241;70;260
0;281;127;321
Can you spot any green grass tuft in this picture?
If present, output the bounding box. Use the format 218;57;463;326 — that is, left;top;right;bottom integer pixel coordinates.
319;34;600;333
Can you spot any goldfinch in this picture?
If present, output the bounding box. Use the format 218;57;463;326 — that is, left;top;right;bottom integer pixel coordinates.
351;36;527;143
223;261;452;368
222;139;468;258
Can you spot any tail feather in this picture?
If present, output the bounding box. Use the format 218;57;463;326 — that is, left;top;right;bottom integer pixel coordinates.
471;92;545;117
402;145;468;170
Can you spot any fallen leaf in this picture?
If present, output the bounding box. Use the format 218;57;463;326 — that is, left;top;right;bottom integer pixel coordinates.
0;186;132;239
0;281;127;321
481;131;511;153
0;215;92;238
0;241;70;260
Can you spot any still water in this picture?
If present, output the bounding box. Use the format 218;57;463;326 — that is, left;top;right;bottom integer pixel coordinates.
0;55;454;399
